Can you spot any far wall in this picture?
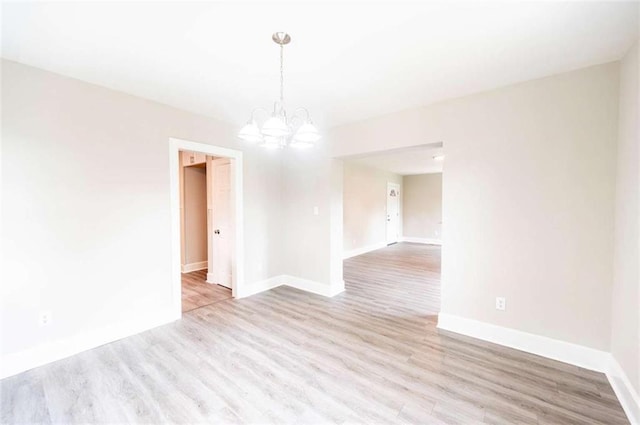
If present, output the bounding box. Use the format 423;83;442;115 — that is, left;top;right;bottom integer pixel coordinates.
343;162;402;253
402;173;442;242
182;165;207;267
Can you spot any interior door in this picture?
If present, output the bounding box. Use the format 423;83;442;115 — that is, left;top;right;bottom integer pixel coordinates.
386;183;400;245
207;158;232;288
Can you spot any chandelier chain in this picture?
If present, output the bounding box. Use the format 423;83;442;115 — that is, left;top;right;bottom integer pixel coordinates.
280;43;284;105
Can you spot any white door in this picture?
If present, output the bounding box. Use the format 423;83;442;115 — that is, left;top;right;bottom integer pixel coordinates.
386;183;400;245
207;158;233;288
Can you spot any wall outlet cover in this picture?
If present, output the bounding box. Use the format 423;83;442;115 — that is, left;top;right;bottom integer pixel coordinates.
39;311;53;327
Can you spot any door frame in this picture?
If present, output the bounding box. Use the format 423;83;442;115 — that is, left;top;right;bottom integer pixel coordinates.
386;182;400;245
169;137;244;319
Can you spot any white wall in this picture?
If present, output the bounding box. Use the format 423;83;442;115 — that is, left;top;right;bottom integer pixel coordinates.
402;173;442;242
343;162;401;253
611;41;640;399
0;59;285;376
328;62;619;351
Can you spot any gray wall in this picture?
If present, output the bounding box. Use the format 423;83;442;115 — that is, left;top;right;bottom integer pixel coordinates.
610;42;639;396
402;173;442;241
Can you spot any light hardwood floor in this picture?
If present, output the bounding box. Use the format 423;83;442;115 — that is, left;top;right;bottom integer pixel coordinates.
182;269;232;313
0;243;630;424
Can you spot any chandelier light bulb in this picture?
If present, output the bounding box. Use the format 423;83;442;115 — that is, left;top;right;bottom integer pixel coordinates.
238;120;263;143
261;116;289;138
291;123;321;148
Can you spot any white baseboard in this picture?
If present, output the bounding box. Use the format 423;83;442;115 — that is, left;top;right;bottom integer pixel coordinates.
238;275;345;298
606;356;640;425
283;275;345;297
437;313;609;372
401;236;442;245
181;261;208;273
236;275;284;298
0;311;178;380
0;274;343;379
343;242;387;259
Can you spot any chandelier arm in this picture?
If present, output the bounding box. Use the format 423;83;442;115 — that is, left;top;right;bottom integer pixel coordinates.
288;115;304;128
292;107;312;122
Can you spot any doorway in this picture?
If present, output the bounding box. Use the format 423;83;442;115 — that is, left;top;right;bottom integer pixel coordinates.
179;152;233;312
386;182;400;245
169;138;244;319
339;143;443;315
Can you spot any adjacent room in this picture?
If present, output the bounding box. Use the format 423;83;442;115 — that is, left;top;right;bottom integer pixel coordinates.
342;145;444;316
179;150;234;312
1;2;638;424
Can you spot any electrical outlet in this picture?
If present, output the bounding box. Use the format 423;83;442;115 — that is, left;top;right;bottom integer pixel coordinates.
495;297;506;311
39;311;52;327
313;206;319;216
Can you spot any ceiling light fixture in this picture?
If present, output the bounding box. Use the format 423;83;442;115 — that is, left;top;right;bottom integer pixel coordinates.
238;32;320;149
432;155;445;161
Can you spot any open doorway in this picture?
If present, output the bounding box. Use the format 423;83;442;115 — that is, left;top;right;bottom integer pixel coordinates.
340;143;443;315
169;138;244;319
179;151;233;312
386;182;401;245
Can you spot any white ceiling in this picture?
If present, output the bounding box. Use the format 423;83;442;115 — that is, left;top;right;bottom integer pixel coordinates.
2;2;638;129
351;145;444;176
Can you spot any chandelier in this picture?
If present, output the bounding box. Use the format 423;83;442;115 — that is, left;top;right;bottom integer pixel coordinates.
238;32;321;149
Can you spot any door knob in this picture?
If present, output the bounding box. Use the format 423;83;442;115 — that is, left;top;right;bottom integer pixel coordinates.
214;229;220;234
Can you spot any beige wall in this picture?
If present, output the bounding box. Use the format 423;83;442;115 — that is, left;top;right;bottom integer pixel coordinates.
343;162;402;252
402;173;442;241
0;59;285;365
183;165;207;265
611;41;640;396
280;148;343;289
328;62;619;351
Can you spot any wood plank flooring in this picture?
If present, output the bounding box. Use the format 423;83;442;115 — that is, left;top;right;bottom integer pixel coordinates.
0;243;630;424
181;269;232;313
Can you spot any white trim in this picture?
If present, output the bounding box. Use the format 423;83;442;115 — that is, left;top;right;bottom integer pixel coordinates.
236;275;284;298
0;312;176;379
401;236;442;245
606;356;640;425
236;275;345;299
169;138;244;320
437;313;609;372
343;242;387;259
283;275;345;297
0;272;343;379
181;261;208;273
